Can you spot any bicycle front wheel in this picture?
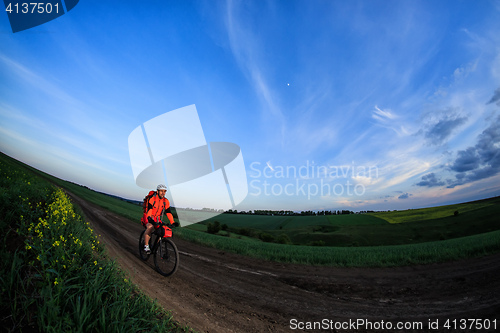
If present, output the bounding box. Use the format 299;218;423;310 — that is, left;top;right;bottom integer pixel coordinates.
154;238;179;277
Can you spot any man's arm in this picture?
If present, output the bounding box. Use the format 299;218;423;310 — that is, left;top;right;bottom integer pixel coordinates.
164;207;178;226
146;195;156;219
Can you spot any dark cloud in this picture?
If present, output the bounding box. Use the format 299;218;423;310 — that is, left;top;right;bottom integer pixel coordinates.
398;192;412;199
450;147;480;172
425;115;467;145
487;87;500;106
416;173;445;187
447;115;500;188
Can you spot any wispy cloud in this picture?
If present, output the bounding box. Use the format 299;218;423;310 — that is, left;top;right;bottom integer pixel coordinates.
371;106;411;137
0;51;132;150
224;1;286;143
452;60;478;84
487;87;500;106
372;105;397;121
0;53;81;108
377;157;433;190
0;125;115;176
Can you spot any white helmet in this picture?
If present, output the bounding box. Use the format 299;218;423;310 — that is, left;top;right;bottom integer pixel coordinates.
157;184;167;191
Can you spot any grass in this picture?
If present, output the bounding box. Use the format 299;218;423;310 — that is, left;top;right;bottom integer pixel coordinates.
174;227;500;266
0;152;190;332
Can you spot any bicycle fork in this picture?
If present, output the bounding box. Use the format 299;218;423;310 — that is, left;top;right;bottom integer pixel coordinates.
159;240;169;260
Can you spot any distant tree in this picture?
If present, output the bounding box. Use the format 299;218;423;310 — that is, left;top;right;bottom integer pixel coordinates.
238;227;252;237
276;234;292;244
259;232;275;243
207;221;221;234
454;210;459;216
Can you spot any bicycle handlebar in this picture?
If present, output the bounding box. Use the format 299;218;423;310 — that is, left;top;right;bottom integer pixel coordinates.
147;217;163;226
148;217;179;228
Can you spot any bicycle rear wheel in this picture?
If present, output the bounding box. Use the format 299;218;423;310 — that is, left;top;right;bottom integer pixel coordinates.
154;238;179;277
138;230;151;261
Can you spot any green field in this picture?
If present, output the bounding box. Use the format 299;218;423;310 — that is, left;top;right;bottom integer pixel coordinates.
2;152;500;268
186;198;500;247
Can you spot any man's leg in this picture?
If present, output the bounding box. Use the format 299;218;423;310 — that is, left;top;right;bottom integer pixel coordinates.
144;223;154;250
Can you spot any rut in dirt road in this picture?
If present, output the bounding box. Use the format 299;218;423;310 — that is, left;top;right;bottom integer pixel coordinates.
68;191;500;333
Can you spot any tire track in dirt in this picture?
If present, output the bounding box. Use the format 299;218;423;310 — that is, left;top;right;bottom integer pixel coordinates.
67;191;500;332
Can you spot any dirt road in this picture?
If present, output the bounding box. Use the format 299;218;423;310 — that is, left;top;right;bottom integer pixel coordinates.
68;193;500;332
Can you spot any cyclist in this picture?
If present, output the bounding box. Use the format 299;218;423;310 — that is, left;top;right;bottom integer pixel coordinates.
142;184;176;253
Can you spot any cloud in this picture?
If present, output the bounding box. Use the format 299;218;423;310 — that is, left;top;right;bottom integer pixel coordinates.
420;108;468;145
372;106;397;121
452;60;478;84
424;115;467;145
398;192;412;199
487;87;500;106
0;53;80;107
224;1;286;143
450;147;480;172
415;173;445;187
371;105;411;137
447;115;500;187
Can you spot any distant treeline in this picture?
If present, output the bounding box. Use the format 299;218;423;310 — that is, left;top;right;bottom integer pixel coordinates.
224;209;358;216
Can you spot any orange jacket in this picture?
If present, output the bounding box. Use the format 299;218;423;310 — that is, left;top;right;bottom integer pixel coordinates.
144;192;175;225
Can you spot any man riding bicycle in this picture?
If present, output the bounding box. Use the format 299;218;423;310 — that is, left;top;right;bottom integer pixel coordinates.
142;184;176;253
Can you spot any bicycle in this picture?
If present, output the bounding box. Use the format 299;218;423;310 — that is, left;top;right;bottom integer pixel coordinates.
138;220;179;277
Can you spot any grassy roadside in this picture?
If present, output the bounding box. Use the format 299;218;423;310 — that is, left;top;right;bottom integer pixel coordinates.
0;153;190;332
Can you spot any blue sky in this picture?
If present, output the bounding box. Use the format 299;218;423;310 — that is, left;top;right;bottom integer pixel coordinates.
1;0;500;212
